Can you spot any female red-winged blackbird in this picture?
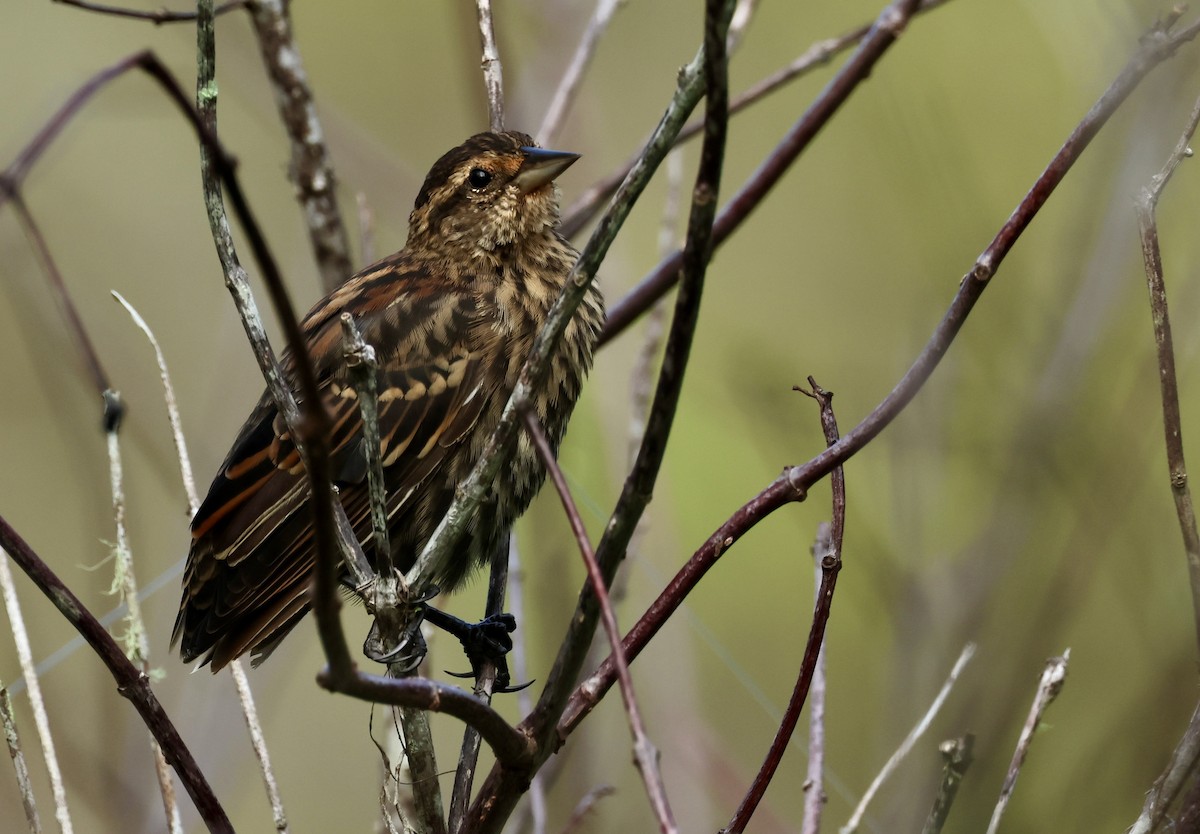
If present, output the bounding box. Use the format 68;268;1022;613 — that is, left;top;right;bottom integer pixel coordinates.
173;131;604;671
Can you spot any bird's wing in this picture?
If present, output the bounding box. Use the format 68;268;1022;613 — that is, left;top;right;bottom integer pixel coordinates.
175;261;495;668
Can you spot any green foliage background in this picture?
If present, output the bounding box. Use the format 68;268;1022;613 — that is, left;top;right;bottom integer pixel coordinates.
3;1;1200;831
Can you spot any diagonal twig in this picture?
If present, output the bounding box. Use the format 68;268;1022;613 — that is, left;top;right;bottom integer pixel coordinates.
921;735;974;834
842;644;976;834
1;681;42;834
985;651;1070;834
0;523;230;832
0;553;73;834
523;410;677;833
537;0;624;146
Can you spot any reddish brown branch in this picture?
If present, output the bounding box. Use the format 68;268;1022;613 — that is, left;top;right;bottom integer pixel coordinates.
51;0;245;24
522;411;677;832
0;515;232;833
722;380;845;834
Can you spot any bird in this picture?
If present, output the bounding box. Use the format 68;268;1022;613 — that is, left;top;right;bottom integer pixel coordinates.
173;131;605;672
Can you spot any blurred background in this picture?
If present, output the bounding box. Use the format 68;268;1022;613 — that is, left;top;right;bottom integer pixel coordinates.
3;0;1200;831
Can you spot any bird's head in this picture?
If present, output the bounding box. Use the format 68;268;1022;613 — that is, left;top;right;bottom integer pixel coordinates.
407;131;579;255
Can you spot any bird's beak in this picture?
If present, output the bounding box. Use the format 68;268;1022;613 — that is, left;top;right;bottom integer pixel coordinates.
514;146;580;194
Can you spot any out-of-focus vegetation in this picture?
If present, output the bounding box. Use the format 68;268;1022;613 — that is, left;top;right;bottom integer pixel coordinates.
3;1;1200;831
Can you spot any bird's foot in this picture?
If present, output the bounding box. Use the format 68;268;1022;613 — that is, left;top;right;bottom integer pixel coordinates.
425;609;525;692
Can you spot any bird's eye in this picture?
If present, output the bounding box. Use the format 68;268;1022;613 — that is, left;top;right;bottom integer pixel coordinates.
467;168;493;189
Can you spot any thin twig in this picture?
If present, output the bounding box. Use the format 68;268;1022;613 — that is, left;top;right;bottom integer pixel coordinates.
245;0;353;293
523;411;677;832
556;13;1200;737
399;691;447;834
106;424;185;834
557;785;616;834
921;735;974;834
724;0;760;53
1130;696;1200;834
448;538;509;834
724;380;844;834
7;195;110;400
52;0;245;23
112;291;289;831
341;316;392;575
230;662;290;833
537;0;624;146
1135;90;1200;656
0;551;75;834
1;681;43;832
475;0;505;130
195;0;374;679
801;523;834;834
842;644;976;834
558;0;955;240
505;537;547;834
985;651;1070;834
111;292;197;514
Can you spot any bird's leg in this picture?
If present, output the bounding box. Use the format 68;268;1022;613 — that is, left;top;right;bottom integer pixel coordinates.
360;577;436;672
423;607;520;692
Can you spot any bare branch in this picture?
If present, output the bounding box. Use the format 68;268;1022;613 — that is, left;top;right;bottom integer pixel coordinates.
801;523;834;834
1135;91;1200;655
842;644;976;834
399;692;447;834
7;195;111;402
230;662;290;833
985;651;1070;834
602;0;935;343
0;552;73;834
537;0;624;146
555;15;1200;709
475;0;505;130
112;292;289;831
246;0;353;293
523;411;676;832
0;682;42;834
1130;696;1200;834
111;292;198;515
51;0;245;24
921;735;974;834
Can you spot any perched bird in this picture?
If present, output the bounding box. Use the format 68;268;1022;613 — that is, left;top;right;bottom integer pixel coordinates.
173;131;604;671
